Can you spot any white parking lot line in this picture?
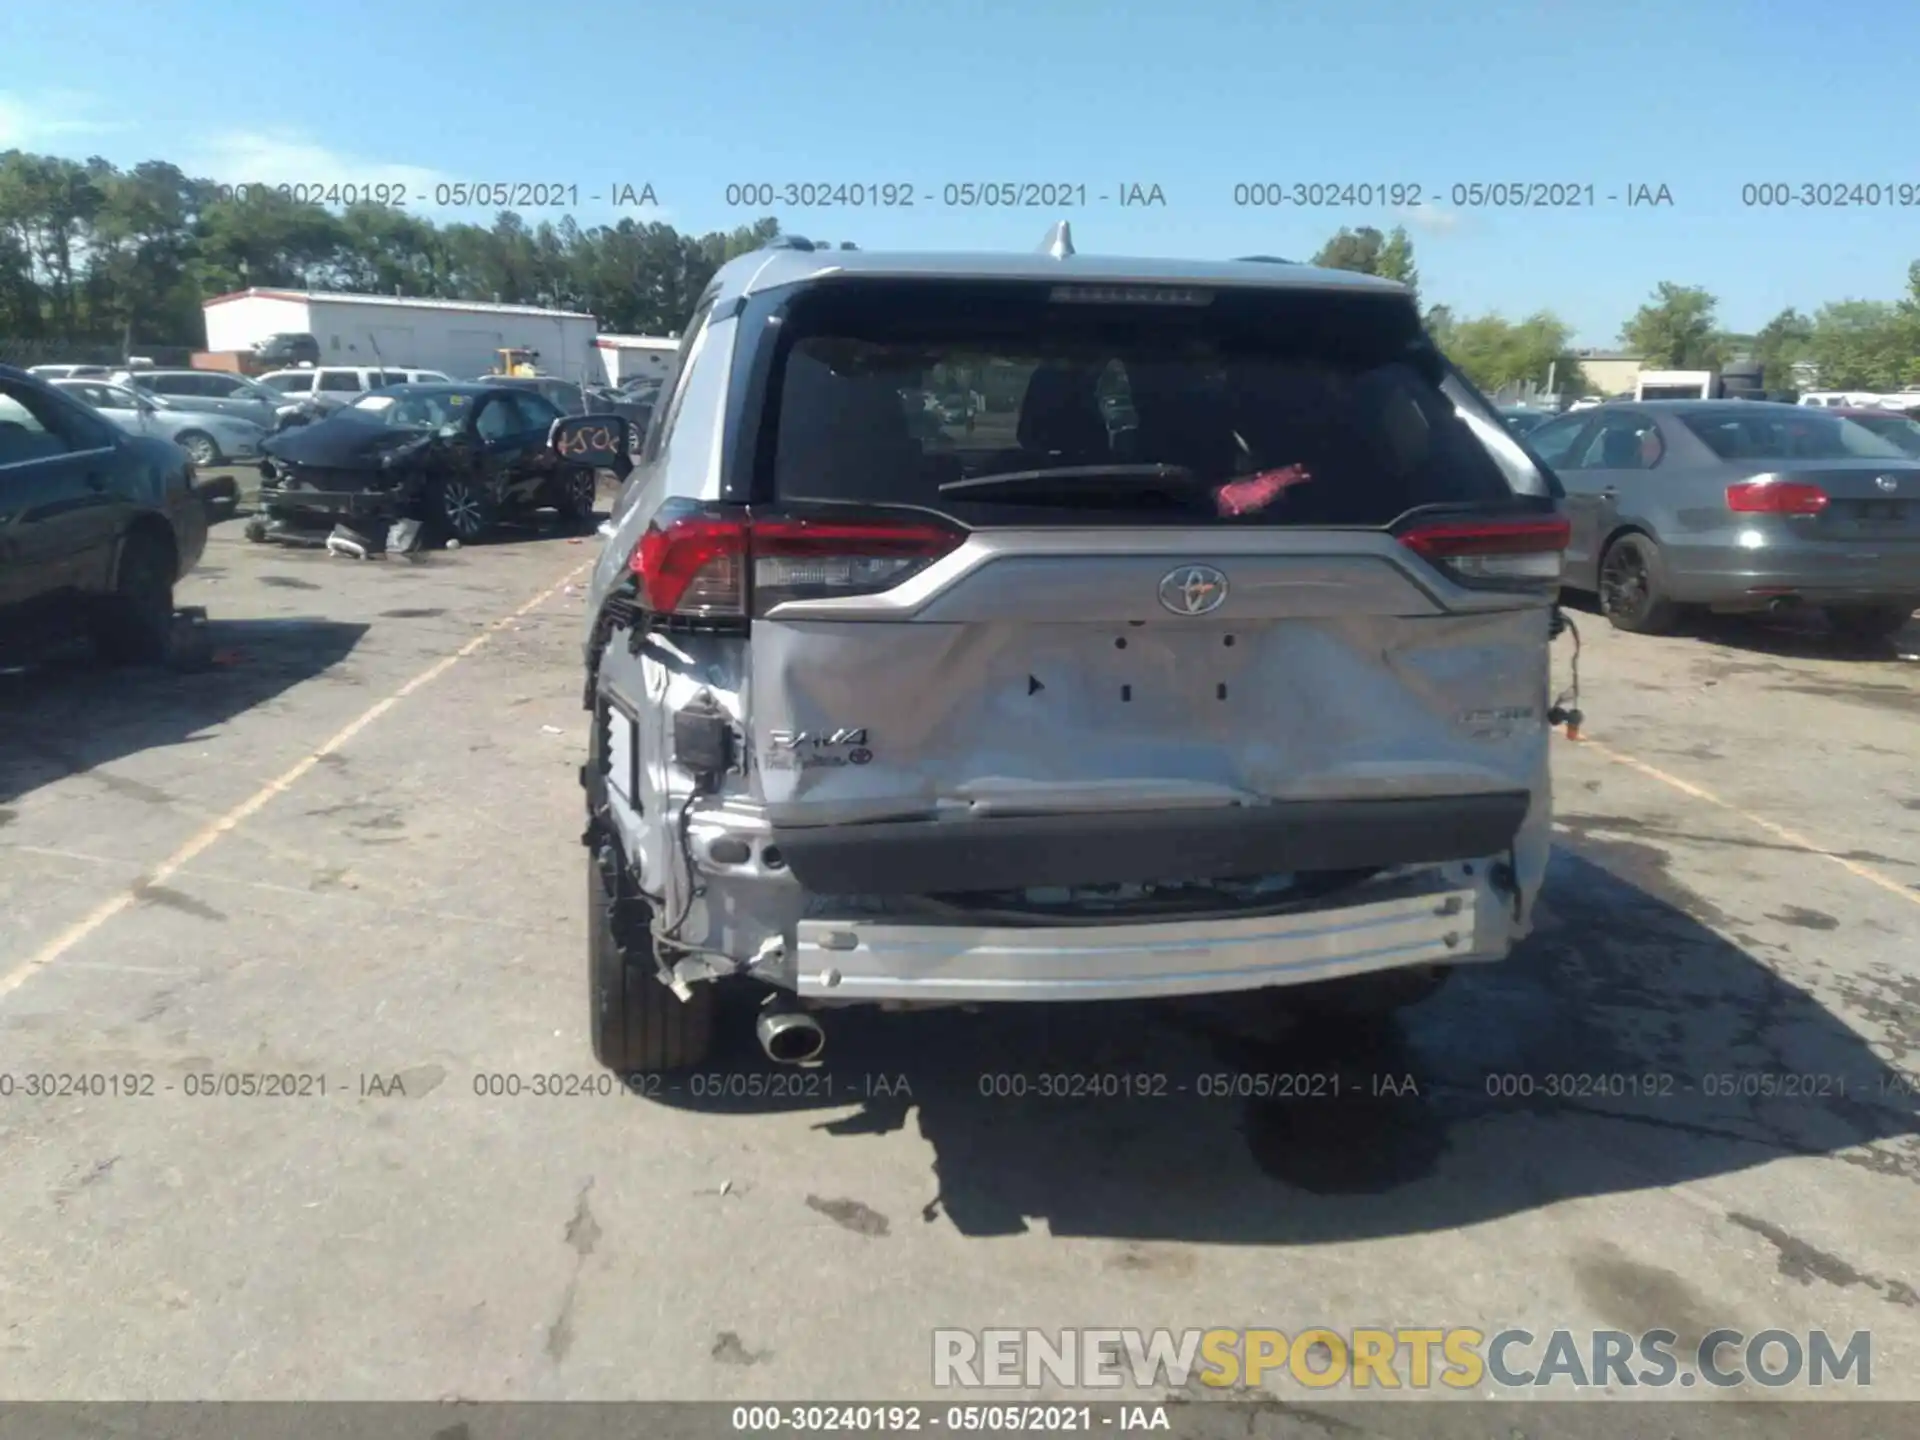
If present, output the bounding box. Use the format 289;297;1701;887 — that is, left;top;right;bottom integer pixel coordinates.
1577;734;1920;911
0;561;590;1003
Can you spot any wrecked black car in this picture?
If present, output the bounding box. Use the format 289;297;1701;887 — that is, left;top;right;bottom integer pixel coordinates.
251;383;600;544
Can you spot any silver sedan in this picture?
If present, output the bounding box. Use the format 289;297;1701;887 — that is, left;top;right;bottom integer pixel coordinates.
1531;400;1920;638
52;379;268;466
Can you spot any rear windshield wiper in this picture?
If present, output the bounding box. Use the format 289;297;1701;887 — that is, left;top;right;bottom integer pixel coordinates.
938;463;1201;497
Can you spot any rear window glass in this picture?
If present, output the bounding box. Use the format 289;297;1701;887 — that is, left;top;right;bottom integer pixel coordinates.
1843;413;1920;457
1680;410;1906;461
765;280;1537;525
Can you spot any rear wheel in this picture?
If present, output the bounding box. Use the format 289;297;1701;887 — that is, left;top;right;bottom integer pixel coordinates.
588;844;714;1074
552;467;599;527
175;430;220;467
1598;533;1680;634
1826;603;1914;641
91;529;175;665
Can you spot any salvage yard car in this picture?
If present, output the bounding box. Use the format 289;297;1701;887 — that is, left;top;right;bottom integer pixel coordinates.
570;226;1571;1074
1529;400;1920;638
52;377;267;467
110;367;288;430
253;382;600;542
0;363;206;664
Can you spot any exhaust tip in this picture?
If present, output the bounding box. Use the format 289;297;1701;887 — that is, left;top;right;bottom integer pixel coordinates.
757;1007;825;1065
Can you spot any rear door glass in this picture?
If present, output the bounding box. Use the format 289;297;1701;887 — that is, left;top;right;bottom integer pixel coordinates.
763;280;1544;526
1680;410;1906;461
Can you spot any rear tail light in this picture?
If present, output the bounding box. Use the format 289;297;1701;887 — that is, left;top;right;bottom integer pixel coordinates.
1725;479;1829;515
629;504;965;619
1397;516;1569;587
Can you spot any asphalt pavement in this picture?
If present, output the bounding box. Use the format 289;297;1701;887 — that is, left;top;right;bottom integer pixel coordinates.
1;502;1917;1414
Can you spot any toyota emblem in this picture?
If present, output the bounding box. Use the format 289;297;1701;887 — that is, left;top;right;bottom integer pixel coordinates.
1875;475;1900;493
1158;565;1228;616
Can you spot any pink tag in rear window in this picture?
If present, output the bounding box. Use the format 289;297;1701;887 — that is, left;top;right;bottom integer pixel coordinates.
1214;464;1312;516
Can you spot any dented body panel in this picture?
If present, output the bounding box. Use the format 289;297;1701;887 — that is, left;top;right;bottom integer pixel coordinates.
579;242;1562;1013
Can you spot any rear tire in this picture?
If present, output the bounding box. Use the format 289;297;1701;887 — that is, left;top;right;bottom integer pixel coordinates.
1598;533;1681;634
91;529;175;665
175;430;220;467
588;844;714;1074
1826;603;1914;641
552;467;599;527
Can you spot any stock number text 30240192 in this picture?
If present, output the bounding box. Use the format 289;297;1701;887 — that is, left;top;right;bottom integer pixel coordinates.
1741;182;1920;208
1230;181;1656;209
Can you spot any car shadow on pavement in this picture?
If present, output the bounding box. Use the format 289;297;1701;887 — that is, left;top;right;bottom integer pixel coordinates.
645;848;1920;1243
1562;591;1918;663
0;618;368;808
1689;611;1919;664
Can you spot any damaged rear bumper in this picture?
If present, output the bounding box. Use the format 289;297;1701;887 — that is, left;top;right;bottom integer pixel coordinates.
788;865;1501;1003
770;793;1529;895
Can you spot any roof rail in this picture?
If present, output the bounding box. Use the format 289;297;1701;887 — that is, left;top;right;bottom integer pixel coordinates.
1235;255;1297;264
1039;221;1074;258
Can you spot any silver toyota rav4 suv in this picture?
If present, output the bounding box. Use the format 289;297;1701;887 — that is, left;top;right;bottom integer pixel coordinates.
565;226;1571;1074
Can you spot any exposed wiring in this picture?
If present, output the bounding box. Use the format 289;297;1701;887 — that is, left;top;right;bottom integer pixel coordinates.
653;781;707;948
1548;607;1584;739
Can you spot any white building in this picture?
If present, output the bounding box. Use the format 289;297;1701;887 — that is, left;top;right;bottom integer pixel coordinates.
202;289;600;384
593;333;679;387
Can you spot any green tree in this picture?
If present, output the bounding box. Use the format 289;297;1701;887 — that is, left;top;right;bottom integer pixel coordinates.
1375;226;1418;298
1435;310;1585;396
1805;300;1917;390
1750;307;1814;393
1619;282;1726;368
1311;226;1386;273
0;147;829;349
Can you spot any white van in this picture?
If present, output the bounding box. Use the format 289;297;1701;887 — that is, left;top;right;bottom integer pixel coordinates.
1635;369;1717;401
1799;391;1891;407
257;365;448;411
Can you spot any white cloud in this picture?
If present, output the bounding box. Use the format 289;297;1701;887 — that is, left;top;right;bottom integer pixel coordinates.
1399;204;1462;236
0;90;129;148
181;131;453;205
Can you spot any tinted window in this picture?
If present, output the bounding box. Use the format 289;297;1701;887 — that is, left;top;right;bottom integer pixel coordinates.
319;371;364;393
0;381;110;462
262;373;313;394
0;383;73;464
147;374;200;395
1573;414;1663;469
510;392;562;432
199;375;248;397
473;396;517;440
1843;413;1920;457
765;280;1529;525
1680;410;1905;461
1523;417;1589;466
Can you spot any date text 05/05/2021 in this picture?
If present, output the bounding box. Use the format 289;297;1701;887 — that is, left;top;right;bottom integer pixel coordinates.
1228;181;1675;209
719;182;1168;209
205;181;659;208
729;1405;1171;1433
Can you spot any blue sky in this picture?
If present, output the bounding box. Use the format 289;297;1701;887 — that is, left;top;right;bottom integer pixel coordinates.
3;0;1911;346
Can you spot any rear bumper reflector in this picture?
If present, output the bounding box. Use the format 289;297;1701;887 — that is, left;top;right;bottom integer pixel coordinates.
770;792;1531;896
